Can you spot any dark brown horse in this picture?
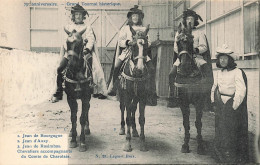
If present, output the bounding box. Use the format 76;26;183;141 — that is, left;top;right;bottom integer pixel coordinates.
118;25;150;152
63;28;93;152
174;22;213;154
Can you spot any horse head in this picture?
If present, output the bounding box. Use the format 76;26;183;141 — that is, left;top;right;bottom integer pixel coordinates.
129;24;150;78
176;22;196;77
64;28;87;81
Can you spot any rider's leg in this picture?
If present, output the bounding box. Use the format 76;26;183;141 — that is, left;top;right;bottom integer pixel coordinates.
168;65;178;107
53;57;68;100
108;59;123;96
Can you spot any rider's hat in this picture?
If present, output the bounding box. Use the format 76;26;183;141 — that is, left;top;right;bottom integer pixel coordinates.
216;44;238;60
127;5;144;19
183;9;203;27
71;4;89;17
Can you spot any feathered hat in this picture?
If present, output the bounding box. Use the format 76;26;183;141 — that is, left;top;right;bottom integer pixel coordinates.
71;4;88;17
127;5;144;19
182;9;203;27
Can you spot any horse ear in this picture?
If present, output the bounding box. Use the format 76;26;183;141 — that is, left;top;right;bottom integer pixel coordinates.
178;22;182;33
144;24;150;35
187;22;192;34
79;28;87;36
64;27;70;35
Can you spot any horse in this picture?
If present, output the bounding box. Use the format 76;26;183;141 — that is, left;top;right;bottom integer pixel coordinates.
63;28;93;152
174;22;213;154
118;25;150;152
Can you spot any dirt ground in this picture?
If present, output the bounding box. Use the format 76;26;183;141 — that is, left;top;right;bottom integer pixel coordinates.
1;94;257;164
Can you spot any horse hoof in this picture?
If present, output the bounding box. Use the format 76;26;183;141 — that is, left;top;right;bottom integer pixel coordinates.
69;131;77;137
181;144;190;153
69;141;77;148
123;143;132;152
119;127;125;135
197;144;206;155
79;142;87;152
132;129;139;137
85;128;91;135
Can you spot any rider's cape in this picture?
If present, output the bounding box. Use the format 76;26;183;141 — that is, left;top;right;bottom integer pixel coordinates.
107;42;124;91
203;34;214;83
89;43;108;96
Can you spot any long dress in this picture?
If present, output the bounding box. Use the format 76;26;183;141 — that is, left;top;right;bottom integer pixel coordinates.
211;68;249;163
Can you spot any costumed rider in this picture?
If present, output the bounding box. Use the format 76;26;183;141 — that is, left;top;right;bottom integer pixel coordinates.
107;5;153;96
168;9;211;107
51;4;107;102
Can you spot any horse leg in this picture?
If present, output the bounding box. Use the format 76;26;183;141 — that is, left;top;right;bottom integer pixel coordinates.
195;103;205;155
84;98;91;135
180;104;190;153
123;98;132;152
78;97;90;152
131;98;139;137
119;99;126;135
139;98;147;151
68;96;78;148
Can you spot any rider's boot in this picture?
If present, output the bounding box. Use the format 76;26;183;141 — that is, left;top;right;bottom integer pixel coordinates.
51;58;68;103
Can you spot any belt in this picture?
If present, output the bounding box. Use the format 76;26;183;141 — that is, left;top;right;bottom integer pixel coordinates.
220;93;234;97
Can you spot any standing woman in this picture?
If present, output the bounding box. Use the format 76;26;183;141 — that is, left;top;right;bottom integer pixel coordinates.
211;44;249;163
107;5;153;96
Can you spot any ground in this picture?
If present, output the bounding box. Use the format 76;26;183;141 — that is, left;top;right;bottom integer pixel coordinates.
1;94;255;164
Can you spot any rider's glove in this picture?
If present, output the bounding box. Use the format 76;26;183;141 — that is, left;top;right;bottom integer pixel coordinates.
126;40;136;46
83;48;91;55
193;47;199;54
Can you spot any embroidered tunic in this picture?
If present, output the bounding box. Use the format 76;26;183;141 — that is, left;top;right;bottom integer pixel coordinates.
173;30;207;67
117;25;151;62
63;23;95;58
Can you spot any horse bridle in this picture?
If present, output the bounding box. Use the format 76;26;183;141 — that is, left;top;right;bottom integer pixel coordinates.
64;41;92;84
178;50;193;60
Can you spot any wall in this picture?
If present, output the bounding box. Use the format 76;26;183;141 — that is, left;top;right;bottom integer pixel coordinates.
0;0;30;50
0;48;60;111
139;0;175;42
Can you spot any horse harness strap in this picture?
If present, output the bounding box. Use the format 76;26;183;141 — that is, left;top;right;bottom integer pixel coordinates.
178;50;189;56
134;56;146;60
121;72;148;82
64;76;89;84
174;82;200;88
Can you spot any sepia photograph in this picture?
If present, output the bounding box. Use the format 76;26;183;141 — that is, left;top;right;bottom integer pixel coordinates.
0;0;259;164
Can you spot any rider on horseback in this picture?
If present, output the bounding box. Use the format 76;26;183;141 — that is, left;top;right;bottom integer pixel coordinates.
108;5;153;96
168;9;211;107
52;4;107;102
